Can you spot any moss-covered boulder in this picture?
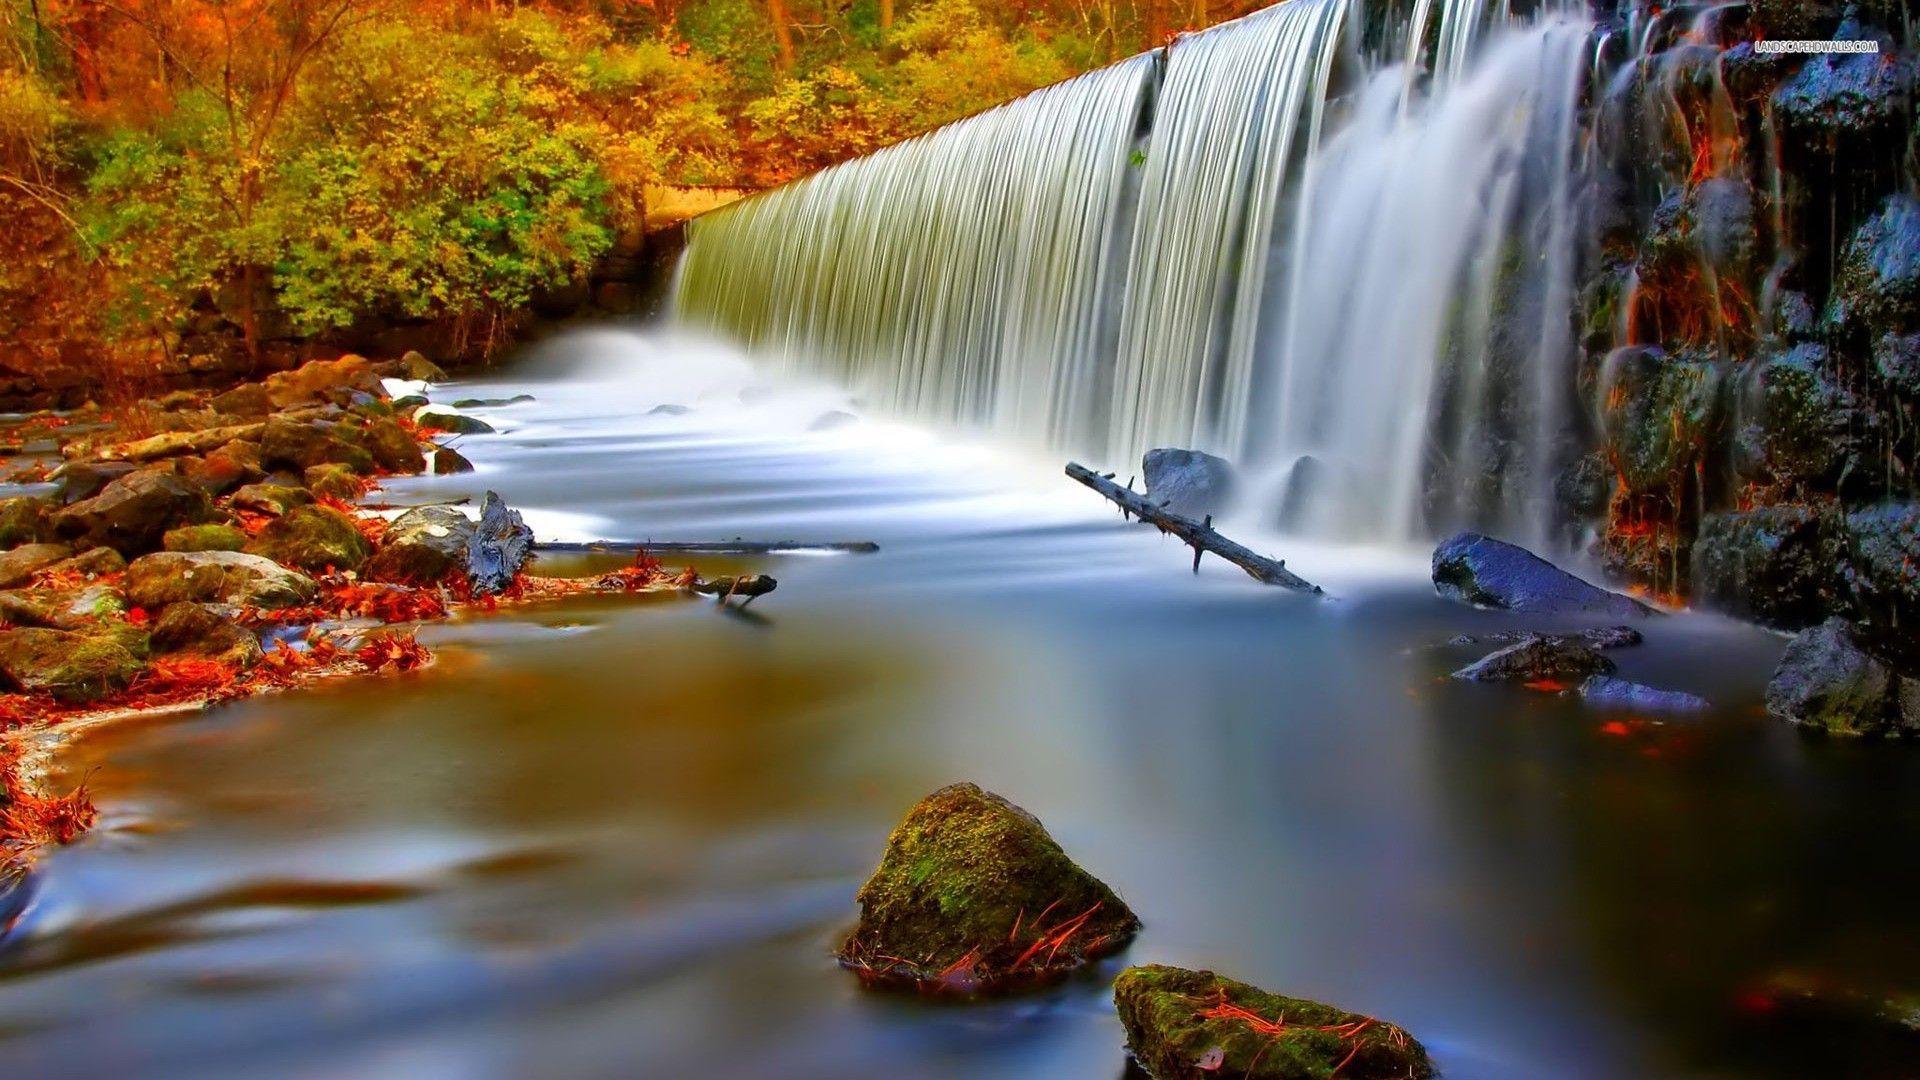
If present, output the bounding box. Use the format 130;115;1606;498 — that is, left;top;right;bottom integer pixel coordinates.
838;782;1139;993
363;417;426;474
258;417;376;475
1841;503;1920;667
1748;344;1879;495
1599;346;1722;498
0;496;56;547
0;627;145;703
1692;506;1844;630
1830;193;1920;336
414;406;495;435
1766;619;1919;738
231;482;313;517
163;524;248;553
149;602;263;670
0;542;73;589
125;551;316;609
182;439;266;497
244;504;370;572
363;505;473;585
1113;966;1434;1080
0;584;124;630
304;463;362;501
432;446;474;475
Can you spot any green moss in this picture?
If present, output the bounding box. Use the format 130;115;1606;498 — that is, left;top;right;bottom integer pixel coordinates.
164;524;249;552
0;627;146;703
1113;965;1435;1080
0;496;55;547
838;782;1139;993
243;504;371;572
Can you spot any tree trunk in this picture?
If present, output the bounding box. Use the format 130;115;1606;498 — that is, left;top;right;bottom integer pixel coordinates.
767;0;796;70
880;0;894;30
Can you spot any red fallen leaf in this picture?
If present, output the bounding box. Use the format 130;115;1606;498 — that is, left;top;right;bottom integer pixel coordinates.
355;632;431;673
126;606;150;626
1598;721;1633;737
1522;678;1570;693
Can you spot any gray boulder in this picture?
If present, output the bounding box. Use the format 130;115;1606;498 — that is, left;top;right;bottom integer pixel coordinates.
1452;635;1618;683
1579;675;1711;713
1765;619;1918;737
1142;448;1234;519
124;550;317;610
1433;532;1652;617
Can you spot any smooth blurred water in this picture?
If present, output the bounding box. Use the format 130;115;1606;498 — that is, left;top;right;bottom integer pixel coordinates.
3;330;1918;1079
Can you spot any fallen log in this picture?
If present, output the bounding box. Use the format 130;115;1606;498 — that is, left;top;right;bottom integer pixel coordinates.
1065;462;1321;594
536;539;879;556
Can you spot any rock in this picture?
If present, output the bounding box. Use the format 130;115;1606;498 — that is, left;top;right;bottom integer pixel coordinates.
391;394;429;411
1691;177;1758;280
259;417;375;475
1274;454;1336;530
1433;532;1652;617
431;446;474;475
808;410;858;432
1438;625;1641;651
466;491;531;596
837;782;1139;992
181;439;265;496
1553;451;1613;524
1774;42;1915;159
396;350;446;382
1830;193;1920;336
1598;346;1721;497
362;506;474;585
1692;506;1843;629
0;627;144;703
210;382;273;416
304;463;362;501
124;551;317;609
261;356;387;409
648;403;690;416
0;496;56;545
1578;675;1711;712
149;602;262;670
51;461;136;505
1873;332;1920;400
1113;965;1434;1080
1747;344;1879;494
45;546;124;579
95;422;263;464
1142;448;1235;518
0;584;123;630
1749;0;1838;38
1840;503;1920;667
51;467;214;556
163;524;248;553
1765;619;1916;737
1770;289;1820;344
0;543;73;589
244;504;371;572
232;482;313;517
450;395;534;409
414;407;495;435
362;417;425;474
1452;635;1618;684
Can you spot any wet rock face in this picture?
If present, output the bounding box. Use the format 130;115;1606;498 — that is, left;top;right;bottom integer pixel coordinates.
1750;344;1880;496
1749;0;1840;39
1774;45;1916;156
0;497;55;547
1579;675;1711;712
1452;635;1618;684
1143;448;1234;518
0;627;144;703
838;782;1138;994
1832;193;1920;336
51;467;215;557
0;543;73;589
1600;346;1722;499
1765;619;1918;738
1840;503;1920;666
1691;506;1843;629
1433;532;1652;617
1113;965;1434;1080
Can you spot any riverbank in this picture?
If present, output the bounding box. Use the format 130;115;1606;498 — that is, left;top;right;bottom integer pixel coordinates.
0;350;767;873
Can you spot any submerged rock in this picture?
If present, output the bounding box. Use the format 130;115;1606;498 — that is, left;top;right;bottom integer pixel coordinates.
364;506;474;585
244;505;371;572
0;627;144;703
414;407;495;435
1143;448;1234;518
1433;532;1652;617
1765;619;1918;738
1113;965;1434;1080
1691;506;1843;629
466;491;532;596
431;446;474;475
838;782;1139;993
1579;675;1711;713
125;551;316;610
1452;635;1618;684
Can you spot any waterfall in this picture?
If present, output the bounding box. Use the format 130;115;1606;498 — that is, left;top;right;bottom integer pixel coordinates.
673;1;1592;543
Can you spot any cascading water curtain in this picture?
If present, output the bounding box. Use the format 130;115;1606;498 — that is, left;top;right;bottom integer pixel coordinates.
671;54;1155;456
1105;0;1350;458
1263;17;1589;542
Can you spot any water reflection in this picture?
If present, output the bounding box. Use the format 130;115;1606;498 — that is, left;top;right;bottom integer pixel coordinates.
1;331;1915;1078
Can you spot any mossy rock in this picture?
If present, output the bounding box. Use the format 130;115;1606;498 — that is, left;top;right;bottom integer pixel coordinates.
1113;965;1434;1080
304;463;362;501
1692;506;1845;630
243;504;371;572
231;482;313;517
1830;193;1920;337
1599;346;1722;499
0;496;55;547
164;524;248;553
150;602;262;670
0;627;145;703
837;782;1139;994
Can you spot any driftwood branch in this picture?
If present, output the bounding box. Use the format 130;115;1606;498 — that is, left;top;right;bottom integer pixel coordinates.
1065;462;1322;594
535;540;879;556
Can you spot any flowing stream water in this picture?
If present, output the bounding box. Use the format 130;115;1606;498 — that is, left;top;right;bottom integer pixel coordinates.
3;332;1919;1079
